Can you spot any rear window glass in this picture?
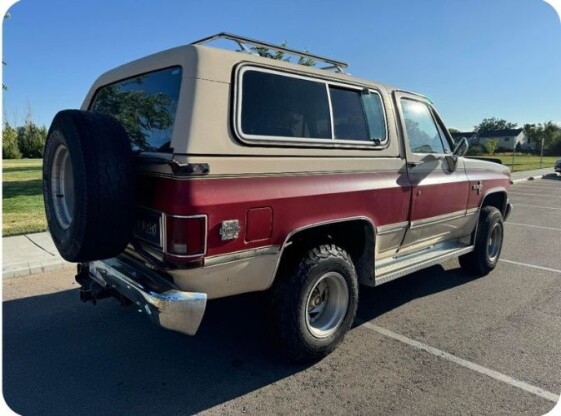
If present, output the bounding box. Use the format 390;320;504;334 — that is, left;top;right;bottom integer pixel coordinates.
90;66;182;152
241;70;331;139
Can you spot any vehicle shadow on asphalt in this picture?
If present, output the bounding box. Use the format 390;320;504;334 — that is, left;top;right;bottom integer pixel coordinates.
3;264;475;415
3;289;304;415
355;264;475;325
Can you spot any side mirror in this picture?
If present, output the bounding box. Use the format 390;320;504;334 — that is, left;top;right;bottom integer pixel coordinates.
452;137;469;157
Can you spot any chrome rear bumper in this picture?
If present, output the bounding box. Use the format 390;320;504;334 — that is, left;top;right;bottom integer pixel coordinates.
83;256;207;335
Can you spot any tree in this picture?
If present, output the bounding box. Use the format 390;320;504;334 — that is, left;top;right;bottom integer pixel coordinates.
251;41;316;67
523;123;541;150
2;122;21;159
17;120;47;158
523;121;561;155
474;118;518;133
542;121;561;154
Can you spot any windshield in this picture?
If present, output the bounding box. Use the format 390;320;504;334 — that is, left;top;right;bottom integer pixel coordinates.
90;66;182;152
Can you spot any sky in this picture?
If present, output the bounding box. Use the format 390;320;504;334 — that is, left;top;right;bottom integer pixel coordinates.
1;0;560;131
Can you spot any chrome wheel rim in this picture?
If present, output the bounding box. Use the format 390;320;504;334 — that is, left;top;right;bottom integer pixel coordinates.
487;223;502;262
50;144;75;230
305;272;349;339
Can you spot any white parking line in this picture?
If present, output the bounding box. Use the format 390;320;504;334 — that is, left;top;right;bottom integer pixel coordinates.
512;184;561;190
514;203;561;211
505;222;561;232
362;323;559;403
510;192;561;199
499;259;561;274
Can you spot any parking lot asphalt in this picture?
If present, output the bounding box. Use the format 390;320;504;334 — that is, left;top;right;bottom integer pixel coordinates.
3;176;561;415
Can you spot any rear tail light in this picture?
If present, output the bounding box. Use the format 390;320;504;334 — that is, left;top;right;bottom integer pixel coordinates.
165;215;207;258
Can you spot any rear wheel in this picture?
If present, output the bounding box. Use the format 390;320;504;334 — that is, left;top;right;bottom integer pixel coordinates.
459;206;504;275
269;244;358;362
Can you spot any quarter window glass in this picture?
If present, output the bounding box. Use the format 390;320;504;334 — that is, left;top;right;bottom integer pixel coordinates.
329;87;386;142
362;92;387;142
401;99;445;154
241;70;331;139
91;66;182;152
330;87;369;141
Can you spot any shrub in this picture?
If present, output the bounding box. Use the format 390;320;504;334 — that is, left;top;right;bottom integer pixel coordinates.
484;139;499;155
2;123;21;159
466;144;485;156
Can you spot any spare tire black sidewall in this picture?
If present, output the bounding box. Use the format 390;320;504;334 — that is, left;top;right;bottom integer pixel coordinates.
43;123;87;260
43;110;135;263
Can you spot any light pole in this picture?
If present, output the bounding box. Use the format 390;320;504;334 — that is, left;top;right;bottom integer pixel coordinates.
539;137;544;169
511;139;516;171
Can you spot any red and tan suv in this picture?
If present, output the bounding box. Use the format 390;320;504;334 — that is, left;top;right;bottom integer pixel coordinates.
43;33;512;361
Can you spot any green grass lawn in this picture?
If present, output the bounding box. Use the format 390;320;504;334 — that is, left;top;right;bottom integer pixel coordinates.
476;154;560;172
2;159;46;237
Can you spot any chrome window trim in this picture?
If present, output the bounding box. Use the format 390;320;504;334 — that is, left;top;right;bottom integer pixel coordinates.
163;213;208;258
325;83;335;140
233;65;389;149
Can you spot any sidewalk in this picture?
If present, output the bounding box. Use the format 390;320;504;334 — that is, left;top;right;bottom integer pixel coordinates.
2;169;558;279
2;232;73;279
510;167;558;183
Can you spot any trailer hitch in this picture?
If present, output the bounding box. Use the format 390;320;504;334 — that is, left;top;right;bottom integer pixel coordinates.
75;263;131;306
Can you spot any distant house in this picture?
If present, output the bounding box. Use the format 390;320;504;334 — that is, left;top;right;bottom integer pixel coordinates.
450;129;530;152
477;128;528;151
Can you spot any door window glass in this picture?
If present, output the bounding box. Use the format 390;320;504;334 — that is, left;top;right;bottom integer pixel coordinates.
401;99;445;154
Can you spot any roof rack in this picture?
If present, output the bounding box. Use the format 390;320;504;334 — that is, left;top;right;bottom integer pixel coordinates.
191;32;349;73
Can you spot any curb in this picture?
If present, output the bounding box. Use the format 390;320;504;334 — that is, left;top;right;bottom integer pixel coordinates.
3;260;75;280
510;173;560;185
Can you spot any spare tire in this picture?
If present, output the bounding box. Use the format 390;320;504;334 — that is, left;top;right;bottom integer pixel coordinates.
43;110;135;262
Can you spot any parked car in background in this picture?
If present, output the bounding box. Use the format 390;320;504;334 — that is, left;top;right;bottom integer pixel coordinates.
555;159;561;173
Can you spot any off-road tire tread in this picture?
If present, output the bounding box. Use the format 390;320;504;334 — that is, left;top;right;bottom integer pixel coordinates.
269;244;358;362
459;206;503;275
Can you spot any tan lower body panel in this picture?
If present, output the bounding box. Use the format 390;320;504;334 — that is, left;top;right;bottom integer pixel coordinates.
168;249;280;299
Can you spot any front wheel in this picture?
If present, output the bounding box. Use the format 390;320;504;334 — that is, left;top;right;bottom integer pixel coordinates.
459;206;504;275
269;244;358;362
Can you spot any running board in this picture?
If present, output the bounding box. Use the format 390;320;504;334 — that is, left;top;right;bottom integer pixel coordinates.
374;242;474;286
